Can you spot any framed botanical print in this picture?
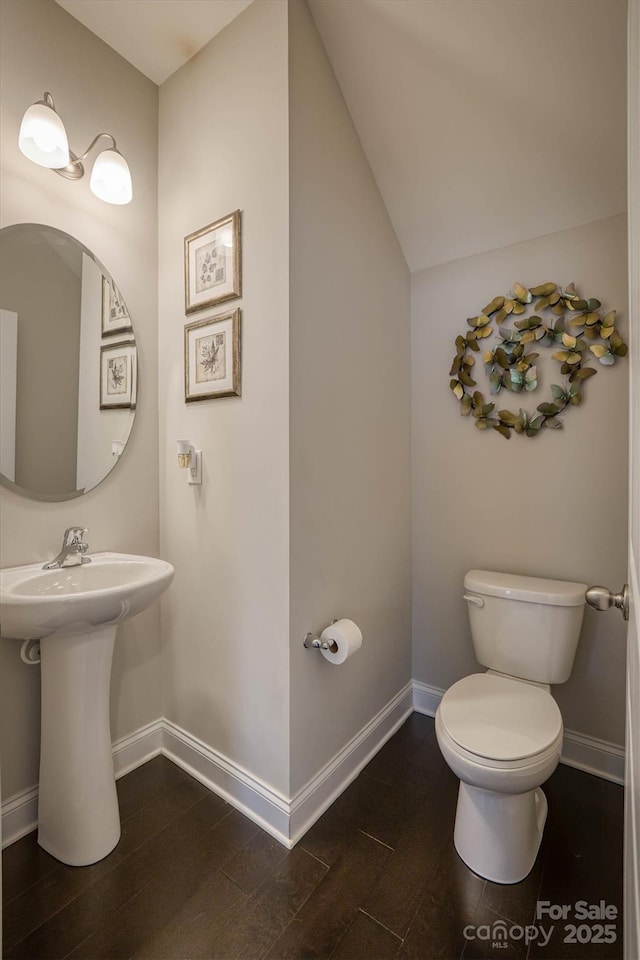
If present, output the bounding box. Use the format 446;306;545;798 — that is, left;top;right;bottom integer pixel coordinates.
184;210;241;314
184;309;241;402
100;340;136;409
101;277;132;337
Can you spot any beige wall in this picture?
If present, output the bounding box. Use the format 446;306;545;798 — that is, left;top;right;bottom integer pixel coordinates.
0;0;159;800
158;0;411;802
158;1;291;795
412;214;629;746
288;0;412;794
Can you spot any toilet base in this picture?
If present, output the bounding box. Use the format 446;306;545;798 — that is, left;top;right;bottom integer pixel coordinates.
454;781;547;884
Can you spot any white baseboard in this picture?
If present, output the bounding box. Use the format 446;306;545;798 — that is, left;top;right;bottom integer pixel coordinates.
1;719;164;849
161;720;292;846
1;677;623;851
1;683;413;851
412;680;444;718
412;680;626;785
113;719;164;779
0;786;38;849
561;730;625;785
164;681;414;848
288;681;414;845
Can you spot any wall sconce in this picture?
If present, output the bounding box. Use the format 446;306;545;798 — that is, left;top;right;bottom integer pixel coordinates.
176;440;202;485
19;92;133;205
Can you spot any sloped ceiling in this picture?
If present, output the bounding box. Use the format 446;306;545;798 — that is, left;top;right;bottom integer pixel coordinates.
55;0;252;84
308;0;627;273
54;0;627;274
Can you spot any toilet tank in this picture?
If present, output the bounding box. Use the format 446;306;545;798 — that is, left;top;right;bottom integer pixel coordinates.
464;570;587;684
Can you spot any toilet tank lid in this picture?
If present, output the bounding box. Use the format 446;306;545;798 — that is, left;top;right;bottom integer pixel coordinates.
464;570;587;606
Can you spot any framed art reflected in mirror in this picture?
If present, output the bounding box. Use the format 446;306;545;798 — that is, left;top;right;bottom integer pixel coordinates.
0;223;137;501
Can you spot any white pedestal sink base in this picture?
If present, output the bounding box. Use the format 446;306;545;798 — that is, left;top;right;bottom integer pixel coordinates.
1;552;175;866
38;624;121;866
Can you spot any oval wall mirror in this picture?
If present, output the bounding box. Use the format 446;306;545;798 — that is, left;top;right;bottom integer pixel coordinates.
0;223;137;501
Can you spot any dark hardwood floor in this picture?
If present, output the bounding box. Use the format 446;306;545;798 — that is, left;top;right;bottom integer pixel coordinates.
2;713;624;960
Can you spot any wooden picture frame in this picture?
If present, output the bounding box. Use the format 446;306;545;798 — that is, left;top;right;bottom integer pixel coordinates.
101;277;132;337
100;340;136;409
184;210;241;314
184;309;241;402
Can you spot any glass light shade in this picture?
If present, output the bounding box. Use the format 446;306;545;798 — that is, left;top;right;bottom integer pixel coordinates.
90;149;132;205
19;102;70;169
176;440;193;468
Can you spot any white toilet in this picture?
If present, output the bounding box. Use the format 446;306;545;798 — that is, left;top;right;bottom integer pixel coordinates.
435;569;587;885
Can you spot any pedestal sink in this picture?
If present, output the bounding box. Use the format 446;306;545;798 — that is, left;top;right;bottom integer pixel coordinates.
0;552;174;866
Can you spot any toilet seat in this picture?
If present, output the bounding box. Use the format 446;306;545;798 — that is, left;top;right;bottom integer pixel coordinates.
439;673;562;763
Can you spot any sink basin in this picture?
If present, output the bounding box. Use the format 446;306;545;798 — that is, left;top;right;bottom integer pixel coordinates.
0;552;174;640
0;551;174;867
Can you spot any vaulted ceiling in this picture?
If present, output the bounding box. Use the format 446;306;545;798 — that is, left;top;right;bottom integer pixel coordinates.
308;0;627;272
55;0;253;84
55;0;628;274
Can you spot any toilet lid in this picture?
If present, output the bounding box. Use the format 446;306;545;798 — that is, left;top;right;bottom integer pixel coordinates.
439;673;562;762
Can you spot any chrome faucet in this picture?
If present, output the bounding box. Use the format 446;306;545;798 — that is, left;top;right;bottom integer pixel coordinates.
43;527;91;569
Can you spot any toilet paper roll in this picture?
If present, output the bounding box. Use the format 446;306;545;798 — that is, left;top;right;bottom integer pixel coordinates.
320;618;363;665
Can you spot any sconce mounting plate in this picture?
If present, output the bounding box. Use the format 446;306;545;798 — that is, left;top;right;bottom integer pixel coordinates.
53;149;85;181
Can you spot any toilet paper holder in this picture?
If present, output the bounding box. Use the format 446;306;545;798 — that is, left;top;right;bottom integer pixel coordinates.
303;619;339;654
